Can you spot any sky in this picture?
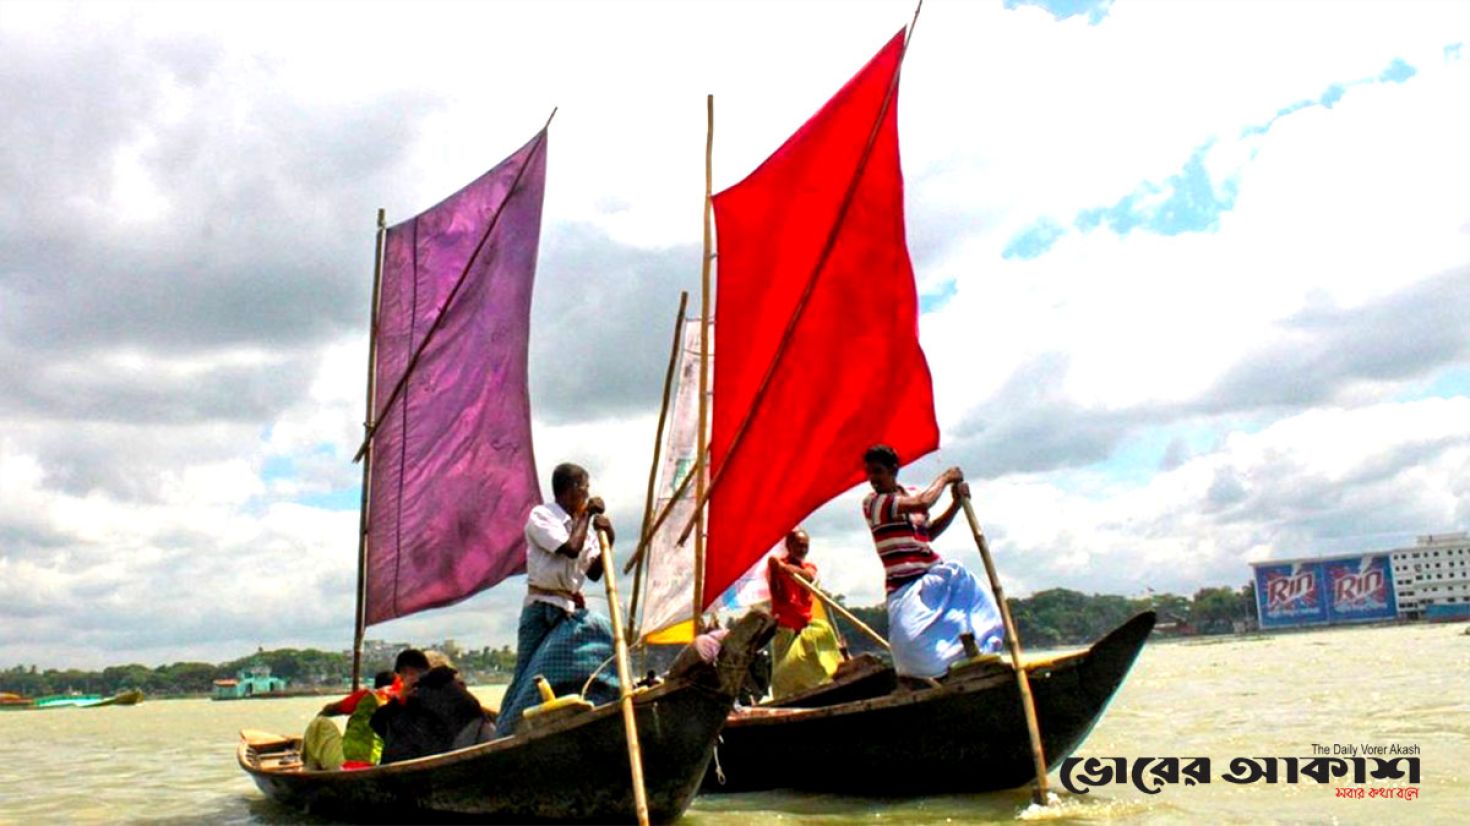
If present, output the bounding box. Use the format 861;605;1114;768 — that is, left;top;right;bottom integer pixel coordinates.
1;0;1467;668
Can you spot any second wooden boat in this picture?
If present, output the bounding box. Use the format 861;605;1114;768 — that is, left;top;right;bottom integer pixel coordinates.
702;611;1155;795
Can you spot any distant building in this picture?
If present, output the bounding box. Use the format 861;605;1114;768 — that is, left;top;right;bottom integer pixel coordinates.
1249;531;1470;627
212;662;288;700
1390;533;1470;620
364;640;412;663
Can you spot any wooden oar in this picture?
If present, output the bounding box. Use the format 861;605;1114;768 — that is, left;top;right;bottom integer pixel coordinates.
597;527;650;826
774;563;940;689
774;562;889;653
957;490;1050;805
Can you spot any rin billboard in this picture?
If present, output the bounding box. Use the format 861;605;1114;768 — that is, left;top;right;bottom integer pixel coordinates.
1255;562;1327;628
1256;554;1398;628
1323;555;1397;622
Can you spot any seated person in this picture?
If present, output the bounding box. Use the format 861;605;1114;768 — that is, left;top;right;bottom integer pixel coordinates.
372;650;495;764
301;670;397;771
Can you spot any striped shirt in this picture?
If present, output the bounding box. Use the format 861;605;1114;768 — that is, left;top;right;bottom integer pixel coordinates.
862;487;942;593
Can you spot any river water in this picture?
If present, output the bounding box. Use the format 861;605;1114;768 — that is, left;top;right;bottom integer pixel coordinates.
1;621;1465;824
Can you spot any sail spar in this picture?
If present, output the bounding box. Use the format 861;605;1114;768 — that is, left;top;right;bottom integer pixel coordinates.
702;30;939;608
364;130;548;626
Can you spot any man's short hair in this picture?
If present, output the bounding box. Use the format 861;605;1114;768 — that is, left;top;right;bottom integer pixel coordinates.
863;444;900;470
372;670;395;689
394;648;430;673
551;462;589;497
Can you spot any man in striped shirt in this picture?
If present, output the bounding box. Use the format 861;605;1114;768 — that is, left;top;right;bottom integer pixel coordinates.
861;444;1004;678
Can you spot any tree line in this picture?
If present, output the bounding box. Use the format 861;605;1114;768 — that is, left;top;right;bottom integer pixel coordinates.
1;644;524;699
837;583;1257;654
4;585;1255;697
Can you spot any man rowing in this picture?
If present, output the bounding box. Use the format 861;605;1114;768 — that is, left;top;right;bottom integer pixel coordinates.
860;444;1004;678
495;462;621;735
766;528;843;699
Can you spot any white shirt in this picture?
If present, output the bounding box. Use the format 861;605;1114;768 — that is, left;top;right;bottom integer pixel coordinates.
523;501;602;613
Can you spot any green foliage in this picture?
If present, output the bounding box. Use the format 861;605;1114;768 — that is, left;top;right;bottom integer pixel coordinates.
2;582;1262;696
830;582;1257;656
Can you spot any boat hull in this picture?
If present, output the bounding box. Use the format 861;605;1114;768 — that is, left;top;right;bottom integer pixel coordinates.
703;611;1155;795
240;613;775;823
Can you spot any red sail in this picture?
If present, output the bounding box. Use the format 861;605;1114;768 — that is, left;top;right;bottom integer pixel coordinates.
705;30;939;608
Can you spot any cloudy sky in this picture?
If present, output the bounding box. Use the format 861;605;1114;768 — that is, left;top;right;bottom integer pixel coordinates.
2;0;1467;668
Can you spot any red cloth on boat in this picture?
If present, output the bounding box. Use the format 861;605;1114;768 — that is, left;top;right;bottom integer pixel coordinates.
768;556;817;631
704;29;939;608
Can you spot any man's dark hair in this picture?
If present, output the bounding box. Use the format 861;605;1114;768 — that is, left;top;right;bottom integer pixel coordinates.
394;648;430;673
863;444;900;471
372;670;395;689
551;462;589;497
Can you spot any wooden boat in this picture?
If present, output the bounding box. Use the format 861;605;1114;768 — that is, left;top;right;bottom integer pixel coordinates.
702;611;1155;795
239;612;773;823
0;692;35;710
33;693;103;709
78;689;144;707
23;689;144;709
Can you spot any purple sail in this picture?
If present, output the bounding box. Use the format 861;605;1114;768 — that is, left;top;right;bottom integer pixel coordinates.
365;131;546;626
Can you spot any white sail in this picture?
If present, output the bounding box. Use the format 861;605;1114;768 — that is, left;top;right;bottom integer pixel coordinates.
638;318;708;639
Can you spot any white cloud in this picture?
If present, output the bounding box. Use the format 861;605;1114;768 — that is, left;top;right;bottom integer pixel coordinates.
1;0;1467;667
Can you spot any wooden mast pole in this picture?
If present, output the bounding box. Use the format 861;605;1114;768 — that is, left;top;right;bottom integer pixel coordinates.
352;207;388;690
959;492;1050;805
692;93;714;627
628;291;690;636
598;527;651;826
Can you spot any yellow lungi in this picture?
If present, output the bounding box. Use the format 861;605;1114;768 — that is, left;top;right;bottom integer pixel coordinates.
771;618;842;699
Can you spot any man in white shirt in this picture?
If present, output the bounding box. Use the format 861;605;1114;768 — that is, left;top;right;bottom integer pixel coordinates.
496;463;621;734
522;463;610;612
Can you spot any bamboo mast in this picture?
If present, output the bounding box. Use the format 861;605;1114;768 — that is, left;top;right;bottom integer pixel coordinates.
692;93;714;628
597;527;651;826
628;291;690;636
352;207;388;690
676;4;924;548
959;493;1050;805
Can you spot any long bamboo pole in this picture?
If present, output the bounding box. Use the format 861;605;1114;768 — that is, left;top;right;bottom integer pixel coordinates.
676;3;925;548
353;108;557;463
352;207;388;690
628;291;689;636
597;527;650;826
958;492;1050;805
692;93;714;626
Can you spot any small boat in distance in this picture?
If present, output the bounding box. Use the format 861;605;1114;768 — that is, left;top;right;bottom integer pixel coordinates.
26;689;144;710
79;689;144;708
33;693;102;709
0;692;35;710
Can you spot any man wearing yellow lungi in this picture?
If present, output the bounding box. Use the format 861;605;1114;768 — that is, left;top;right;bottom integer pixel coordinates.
767;529;843;699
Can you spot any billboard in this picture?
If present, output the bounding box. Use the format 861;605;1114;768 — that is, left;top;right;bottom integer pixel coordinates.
1255;562;1327;628
1323;555;1397;622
